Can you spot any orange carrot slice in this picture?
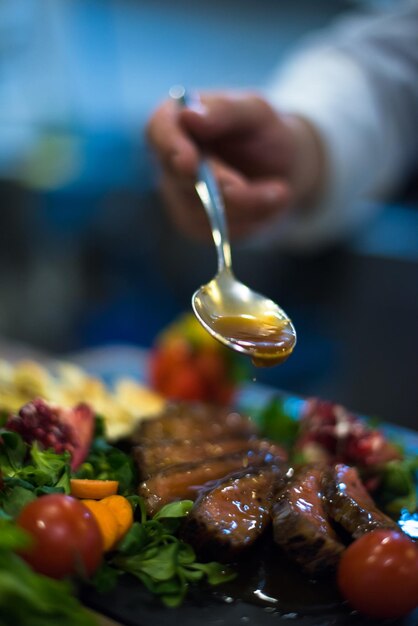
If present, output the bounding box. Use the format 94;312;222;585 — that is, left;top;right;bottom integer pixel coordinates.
101;495;134;542
82;500;119;552
70;478;119;500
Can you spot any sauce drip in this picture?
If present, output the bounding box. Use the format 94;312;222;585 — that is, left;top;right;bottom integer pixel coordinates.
212;314;296;367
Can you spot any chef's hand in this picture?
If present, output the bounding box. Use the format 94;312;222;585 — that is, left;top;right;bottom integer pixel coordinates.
147;91;324;241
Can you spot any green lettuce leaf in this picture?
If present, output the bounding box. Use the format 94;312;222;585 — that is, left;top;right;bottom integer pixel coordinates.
74;416;136;494
95;500;235;608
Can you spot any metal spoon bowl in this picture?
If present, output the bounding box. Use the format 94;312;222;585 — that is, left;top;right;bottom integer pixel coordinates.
171;86;297;366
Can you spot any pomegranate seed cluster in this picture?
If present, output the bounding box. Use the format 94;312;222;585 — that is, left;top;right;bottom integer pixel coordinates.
6;398;79;456
298;399;401;468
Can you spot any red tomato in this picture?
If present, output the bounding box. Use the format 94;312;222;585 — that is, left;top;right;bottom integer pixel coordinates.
213;383;235;406
338;529;418;619
150;341;235;404
149;341;192;389
194;350;229;404
163;365;206;401
149;349;170;388
195;349;227;385
16;494;103;579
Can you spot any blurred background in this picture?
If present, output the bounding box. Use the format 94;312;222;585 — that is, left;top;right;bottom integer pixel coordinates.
1;0;417;426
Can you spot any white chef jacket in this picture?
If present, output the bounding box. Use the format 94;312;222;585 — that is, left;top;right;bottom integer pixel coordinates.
253;3;418;251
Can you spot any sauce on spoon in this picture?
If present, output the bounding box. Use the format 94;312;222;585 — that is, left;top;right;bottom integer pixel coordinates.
211;314;296;367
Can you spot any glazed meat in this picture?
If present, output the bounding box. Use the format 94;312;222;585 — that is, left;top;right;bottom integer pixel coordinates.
134;437;288;478
272;465;345;574
132;402;255;443
139;449;282;516
322;463;398;539
132;399;401;580
183;465;285;559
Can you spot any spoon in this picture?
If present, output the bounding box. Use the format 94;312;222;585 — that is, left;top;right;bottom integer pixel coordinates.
170;86;297;367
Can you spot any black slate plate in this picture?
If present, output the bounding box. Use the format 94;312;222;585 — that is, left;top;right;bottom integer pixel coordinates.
81;561;418;626
74;357;418;626
81;509;418;625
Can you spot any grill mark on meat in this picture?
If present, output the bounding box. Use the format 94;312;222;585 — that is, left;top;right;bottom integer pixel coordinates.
133;437;288;478
272;465;345;574
322;463;398;539
139;450;281;516
182;465;285;560
132;402;255;443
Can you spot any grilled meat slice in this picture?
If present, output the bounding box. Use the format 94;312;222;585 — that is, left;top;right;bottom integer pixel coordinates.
134;437;288;478
132;402;255;443
139;449;281;516
182;465;285;559
272;465;345;574
322;463;398;539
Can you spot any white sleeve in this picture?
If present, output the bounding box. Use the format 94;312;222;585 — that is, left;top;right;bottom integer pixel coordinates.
250;5;418;251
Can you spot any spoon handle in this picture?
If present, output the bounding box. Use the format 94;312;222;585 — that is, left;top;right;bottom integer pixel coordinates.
170;86;233;275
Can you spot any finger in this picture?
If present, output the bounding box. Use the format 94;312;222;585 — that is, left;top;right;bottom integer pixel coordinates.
223;178;292;220
160;159;291;242
227;207;285;240
228;219;266;240
207;158;291;220
159;157;272;231
146;100;199;177
179;91;273;141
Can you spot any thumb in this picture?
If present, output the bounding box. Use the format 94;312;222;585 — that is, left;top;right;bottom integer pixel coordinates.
179;92;269;141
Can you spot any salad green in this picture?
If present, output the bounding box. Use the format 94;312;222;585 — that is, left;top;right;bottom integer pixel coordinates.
74;416;136;494
0;519;96;626
375;458;418;515
0;414;235;620
94;498;235;607
0;429;71;517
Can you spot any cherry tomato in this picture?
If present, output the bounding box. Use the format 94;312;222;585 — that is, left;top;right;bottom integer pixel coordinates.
149;348;172;388
195;349;226;386
149;341;192;389
16;493;103;579
213;383;234;406
163;365;206;401
338;529;418;619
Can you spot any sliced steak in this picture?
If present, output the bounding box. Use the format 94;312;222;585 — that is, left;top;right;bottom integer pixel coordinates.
272;465;345;574
132;402;255;443
139;449;281;516
134;437;288;478
322;463;398;539
182;465;285;559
